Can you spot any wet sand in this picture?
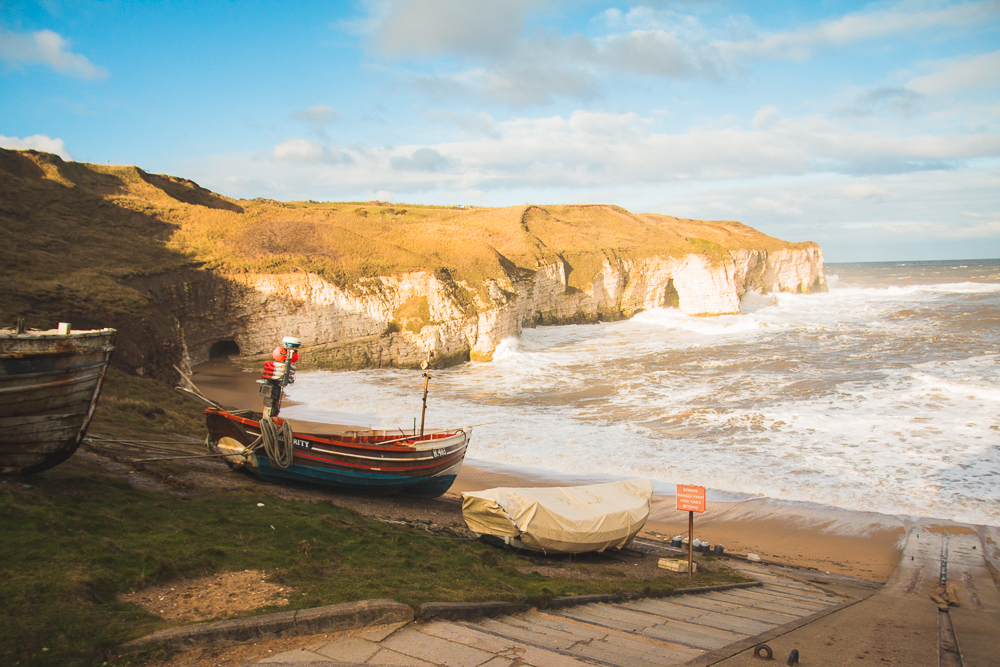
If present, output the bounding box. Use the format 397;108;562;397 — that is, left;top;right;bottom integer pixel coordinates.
190;358;983;584
446;463;908;582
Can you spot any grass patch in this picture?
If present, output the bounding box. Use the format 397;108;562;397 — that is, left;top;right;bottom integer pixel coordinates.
0;469;744;667
88;368;207;441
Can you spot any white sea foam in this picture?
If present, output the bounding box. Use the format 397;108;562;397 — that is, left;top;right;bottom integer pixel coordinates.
286;261;1000;526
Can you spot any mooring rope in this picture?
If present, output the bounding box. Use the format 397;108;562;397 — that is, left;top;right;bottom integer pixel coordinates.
244;418;294;469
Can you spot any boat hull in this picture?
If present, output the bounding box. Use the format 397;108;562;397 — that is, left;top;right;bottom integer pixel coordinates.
206;409;470;497
0;328;116;474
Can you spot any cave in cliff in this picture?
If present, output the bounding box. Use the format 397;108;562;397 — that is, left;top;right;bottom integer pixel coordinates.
208;340;241;359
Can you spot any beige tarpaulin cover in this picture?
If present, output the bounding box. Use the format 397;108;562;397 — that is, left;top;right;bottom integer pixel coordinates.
461;478;654;554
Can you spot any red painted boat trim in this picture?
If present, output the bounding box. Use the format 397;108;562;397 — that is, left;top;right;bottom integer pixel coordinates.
212;410;458;452
292;448;466;473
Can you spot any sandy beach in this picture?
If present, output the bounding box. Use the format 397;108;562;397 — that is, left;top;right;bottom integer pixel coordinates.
184;358;1000;586
445;463;906;582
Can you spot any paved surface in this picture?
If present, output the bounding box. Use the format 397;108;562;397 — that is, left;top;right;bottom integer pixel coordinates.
243;572;845;666
227;528;1000;666
711;529;1000;667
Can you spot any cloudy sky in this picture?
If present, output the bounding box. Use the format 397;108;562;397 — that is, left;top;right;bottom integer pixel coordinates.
2;1;998;262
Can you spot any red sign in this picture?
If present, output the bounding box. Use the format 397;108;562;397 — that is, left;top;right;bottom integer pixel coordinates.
676;484;706;513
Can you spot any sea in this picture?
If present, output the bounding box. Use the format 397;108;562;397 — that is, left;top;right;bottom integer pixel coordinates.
282;259;1000;527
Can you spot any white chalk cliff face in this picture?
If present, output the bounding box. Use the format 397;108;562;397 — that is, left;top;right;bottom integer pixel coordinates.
185;244;825;370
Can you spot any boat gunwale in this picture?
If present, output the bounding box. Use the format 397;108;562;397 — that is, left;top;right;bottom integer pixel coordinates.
291;446;467;473
0;328;117;341
208;409;470;453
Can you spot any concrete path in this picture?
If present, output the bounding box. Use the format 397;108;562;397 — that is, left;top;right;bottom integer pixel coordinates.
243;573;845;667
236;529;1000;666
709;529;1000;667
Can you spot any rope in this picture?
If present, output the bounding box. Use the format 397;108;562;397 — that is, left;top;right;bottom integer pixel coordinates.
245;418;294;469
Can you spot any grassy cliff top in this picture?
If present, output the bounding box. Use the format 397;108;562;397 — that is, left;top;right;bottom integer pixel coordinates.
0;148;814;325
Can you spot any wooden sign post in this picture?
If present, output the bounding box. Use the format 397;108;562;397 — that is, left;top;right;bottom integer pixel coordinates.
676;484;706;583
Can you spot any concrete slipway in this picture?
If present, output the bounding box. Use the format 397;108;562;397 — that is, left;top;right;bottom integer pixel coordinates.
238;566;850;666
237;529;998;667
123;529;998;666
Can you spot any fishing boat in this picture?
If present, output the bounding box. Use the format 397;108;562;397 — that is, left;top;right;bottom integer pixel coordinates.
0;322;116;474
200;337;471;497
205;409;471;497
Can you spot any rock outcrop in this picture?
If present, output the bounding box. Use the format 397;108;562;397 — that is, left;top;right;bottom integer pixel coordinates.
169;243;825;371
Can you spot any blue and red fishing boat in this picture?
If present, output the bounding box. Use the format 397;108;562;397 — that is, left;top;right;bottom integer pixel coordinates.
205;410;471;497
203;337;471;497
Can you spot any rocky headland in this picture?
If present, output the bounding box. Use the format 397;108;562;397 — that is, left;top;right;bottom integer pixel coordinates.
0;148;825;379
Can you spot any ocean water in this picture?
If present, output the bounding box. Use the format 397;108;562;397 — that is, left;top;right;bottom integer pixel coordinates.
283;259;1000;526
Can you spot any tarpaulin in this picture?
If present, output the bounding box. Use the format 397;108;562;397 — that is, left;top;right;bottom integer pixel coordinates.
461;478;653;554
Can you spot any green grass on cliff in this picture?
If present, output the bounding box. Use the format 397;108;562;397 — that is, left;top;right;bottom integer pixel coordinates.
0;147;812;332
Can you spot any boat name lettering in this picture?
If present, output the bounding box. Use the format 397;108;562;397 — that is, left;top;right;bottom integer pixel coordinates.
293;438;312;449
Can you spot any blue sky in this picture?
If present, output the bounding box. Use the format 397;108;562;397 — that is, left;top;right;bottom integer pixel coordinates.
2;1;998;262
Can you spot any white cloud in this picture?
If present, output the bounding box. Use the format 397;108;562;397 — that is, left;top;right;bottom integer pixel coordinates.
422;109;499;137
0;134;73;159
842;183;890;199
716;2;998;62
289;104;340;125
273;138;352;164
196;107;1000;203
390;147;451;172
907;50;1000;96
599;29;721;79
747;194;803;215
655;168;1000;260
838;87;923;118
356;1;1000;106
373;0;527;58
0;28;108;79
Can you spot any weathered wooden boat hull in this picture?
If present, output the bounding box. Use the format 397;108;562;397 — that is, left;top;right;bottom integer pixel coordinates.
0;329;116;474
205;409;470;497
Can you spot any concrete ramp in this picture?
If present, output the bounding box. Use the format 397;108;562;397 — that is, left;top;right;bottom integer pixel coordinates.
703;530;1000;667
246;574;845;666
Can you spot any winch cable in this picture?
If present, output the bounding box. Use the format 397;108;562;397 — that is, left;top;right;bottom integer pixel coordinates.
84;434;234;462
244;418;294;469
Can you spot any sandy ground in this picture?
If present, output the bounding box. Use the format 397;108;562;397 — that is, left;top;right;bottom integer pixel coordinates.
448;465;909;583
118;570;291;623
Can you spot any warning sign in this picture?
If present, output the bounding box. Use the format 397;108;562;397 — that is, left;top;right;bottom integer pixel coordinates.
676;484;706;513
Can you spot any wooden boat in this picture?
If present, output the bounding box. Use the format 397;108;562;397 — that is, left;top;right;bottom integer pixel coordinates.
205;408;471;497
0;324;116;474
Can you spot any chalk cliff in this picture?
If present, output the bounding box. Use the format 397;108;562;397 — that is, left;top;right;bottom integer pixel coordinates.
0;148;826;378
170;243;825;371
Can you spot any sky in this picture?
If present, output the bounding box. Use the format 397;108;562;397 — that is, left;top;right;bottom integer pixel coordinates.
1;1;998;262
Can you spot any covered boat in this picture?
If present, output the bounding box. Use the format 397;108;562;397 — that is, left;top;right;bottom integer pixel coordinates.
0;324;116;474
462;478;654;554
205;409;471;497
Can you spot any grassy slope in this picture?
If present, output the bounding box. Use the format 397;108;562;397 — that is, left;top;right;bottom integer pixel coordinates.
1;372;746;667
0;148;811;330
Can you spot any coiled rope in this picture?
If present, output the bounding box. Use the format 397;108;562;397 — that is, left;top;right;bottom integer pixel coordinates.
245;418;295;469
